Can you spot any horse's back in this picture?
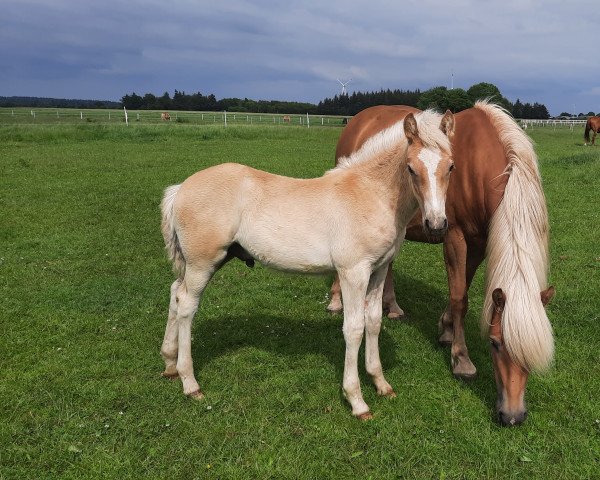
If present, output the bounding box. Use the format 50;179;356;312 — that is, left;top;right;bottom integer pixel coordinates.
336;105;420;159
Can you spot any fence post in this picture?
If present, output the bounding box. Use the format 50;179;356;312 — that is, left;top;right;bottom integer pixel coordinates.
306;112;310;128
224;111;227;127
124;107;128;126
80;112;83;120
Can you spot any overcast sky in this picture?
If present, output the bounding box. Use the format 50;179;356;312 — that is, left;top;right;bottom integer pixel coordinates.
2;0;599;115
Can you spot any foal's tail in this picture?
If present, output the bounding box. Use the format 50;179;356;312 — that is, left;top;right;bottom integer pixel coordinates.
475;101;553;373
584;119;591;143
161;184;185;278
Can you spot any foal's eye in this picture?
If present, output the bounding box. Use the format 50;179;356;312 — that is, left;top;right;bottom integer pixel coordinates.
449;163;455;172
490;338;501;351
407;165;416;176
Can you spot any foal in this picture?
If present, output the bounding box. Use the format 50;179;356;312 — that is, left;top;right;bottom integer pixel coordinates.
160;110;455;418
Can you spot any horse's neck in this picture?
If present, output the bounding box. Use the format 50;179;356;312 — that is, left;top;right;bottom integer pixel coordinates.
357;150;416;221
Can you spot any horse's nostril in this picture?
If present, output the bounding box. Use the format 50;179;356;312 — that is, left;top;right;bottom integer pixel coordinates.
443;218;448;229
425;219;430;229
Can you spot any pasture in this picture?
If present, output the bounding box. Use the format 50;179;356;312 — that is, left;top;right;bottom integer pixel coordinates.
1;119;599;478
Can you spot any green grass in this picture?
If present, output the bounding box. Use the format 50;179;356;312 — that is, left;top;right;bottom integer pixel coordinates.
1;121;599;479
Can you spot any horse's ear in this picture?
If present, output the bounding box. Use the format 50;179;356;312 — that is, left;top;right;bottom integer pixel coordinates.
404;113;419;143
440;110;455;138
492;288;506;311
541;286;555;306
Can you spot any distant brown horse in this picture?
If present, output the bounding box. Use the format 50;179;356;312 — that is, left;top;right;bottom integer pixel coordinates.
584;116;600;145
327;102;554;425
161;112;171;121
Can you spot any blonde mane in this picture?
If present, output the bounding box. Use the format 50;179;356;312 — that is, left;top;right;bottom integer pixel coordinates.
477;100;553;372
333;110;451;171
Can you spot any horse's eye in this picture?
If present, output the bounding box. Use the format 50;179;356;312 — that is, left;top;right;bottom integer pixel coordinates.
407;165;416;176
490;338;501;351
449;163;455;172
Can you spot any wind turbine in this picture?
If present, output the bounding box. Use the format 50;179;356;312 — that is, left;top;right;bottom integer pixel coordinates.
337;78;352;96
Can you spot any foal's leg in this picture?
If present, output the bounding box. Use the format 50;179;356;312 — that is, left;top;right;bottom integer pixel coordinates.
328;264;405;319
339;266;371;419
326;274;343;314
160;278;182;378
175;266;215;399
365;264;395;397
382;263;404;319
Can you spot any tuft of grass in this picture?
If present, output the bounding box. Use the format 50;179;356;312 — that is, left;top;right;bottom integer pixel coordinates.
0;122;599;479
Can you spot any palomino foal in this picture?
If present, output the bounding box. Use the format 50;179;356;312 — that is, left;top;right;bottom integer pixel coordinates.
159;110;455;419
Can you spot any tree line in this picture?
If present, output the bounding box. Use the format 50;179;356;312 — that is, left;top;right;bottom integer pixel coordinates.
0;96;120;109
2;83;571;119
120;83;551;119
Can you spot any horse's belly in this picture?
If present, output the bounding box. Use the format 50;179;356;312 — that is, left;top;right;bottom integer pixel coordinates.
237;226;334;274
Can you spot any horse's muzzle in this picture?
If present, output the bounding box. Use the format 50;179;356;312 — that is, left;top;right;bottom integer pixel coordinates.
497;409;528;427
424;218;448;238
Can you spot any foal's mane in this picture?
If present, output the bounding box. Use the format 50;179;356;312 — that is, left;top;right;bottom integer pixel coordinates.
332;110;450;172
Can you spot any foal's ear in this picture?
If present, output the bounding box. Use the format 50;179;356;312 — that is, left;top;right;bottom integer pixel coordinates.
492;288;506;311
440;110;455;138
541;286;555;306
404;113;419;143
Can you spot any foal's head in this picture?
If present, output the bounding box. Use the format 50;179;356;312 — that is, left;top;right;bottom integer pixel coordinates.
403;111;455;240
489;286;555;426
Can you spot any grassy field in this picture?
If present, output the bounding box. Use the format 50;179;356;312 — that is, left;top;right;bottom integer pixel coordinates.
1;120;599;479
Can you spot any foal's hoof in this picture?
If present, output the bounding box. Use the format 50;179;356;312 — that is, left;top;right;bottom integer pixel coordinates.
326;303;343;315
385;304;405;320
188;390;205;400
356;411;373;421
161;371;179;380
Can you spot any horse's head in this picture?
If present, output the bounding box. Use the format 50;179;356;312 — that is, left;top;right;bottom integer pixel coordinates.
403;110;455;240
489;286;555;426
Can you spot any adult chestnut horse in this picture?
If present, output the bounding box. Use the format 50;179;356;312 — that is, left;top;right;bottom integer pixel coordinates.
327;102;554;425
160;110;455;419
584;115;600;145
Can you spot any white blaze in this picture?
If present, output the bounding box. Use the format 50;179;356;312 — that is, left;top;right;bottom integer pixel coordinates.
417;148;445;218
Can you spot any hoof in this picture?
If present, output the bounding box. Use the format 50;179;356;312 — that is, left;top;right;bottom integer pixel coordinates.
382;389;397;398
356;411;373;421
161;371;179;380
451;357;477;380
453;371;477;381
386;310;405;320
438;336;453;347
326;305;343;315
188;390;205;400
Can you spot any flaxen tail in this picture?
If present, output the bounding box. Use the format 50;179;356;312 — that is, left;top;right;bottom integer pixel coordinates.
161;184;185;278
584;119;591;143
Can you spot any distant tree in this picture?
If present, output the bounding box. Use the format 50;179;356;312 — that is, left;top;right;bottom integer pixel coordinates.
417;86;473;112
467;82;512;110
559;112;572;118
587;111;596;117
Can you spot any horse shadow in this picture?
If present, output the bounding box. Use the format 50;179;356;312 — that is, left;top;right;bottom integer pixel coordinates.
391;271;498;414
186;270;498;416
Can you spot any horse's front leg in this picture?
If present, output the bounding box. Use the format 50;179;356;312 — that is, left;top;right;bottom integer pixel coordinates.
442;230;484;379
338;266;371;419
365;264;396;397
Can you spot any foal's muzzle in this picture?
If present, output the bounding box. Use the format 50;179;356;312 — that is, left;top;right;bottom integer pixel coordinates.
424;217;448;238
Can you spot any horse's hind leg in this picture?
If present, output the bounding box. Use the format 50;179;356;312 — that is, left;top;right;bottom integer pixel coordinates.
382;263;404;319
593;130;598;146
326;274;343;314
160;278;182;379
175;265;216;399
365;264;395;397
